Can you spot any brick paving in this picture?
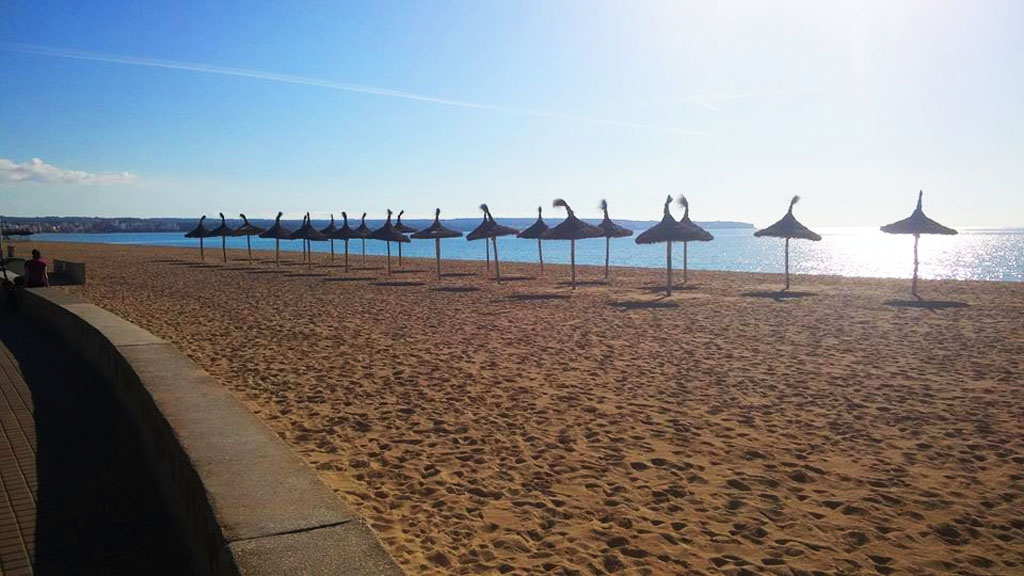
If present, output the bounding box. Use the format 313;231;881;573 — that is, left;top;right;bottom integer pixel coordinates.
0;311;192;575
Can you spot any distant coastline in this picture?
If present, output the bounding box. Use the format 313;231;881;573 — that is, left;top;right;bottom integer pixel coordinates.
1;215;755;234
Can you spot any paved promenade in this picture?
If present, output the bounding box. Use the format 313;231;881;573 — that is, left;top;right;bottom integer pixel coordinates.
0;310;191;575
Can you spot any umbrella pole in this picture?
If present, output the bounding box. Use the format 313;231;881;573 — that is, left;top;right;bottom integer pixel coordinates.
344;240;349;273
605;236;610;279
247;236;252;264
330;239;335;264
486;240;490;270
200;238;205;261
538;238;543;275
571;238;576;289
222;236;227;263
398;242;402;267
435;237;442;279
666;242;673;296
275;239;280;267
784;238;790;291
912;234;920;296
683;242;688;285
492;236;501;282
386;242;392;275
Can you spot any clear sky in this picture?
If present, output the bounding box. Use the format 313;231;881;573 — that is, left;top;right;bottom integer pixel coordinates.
1;1;1021;226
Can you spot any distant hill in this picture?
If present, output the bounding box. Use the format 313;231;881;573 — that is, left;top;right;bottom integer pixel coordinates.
3;215;753;234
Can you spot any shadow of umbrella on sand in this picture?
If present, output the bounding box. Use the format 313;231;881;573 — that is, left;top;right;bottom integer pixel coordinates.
354;213;372;265
411;209;463;279
517;207;550;275
542;199;602;289
232;214;265;264
258;212;292;267
754;196;821;291
635;195;694;296
674;195;713;286
330;212;362;273
184;215;213;261
394;210;418;268
369;209;410;275
596;199;634;280
467;204;519;283
208;213;234;264
881;190;957;297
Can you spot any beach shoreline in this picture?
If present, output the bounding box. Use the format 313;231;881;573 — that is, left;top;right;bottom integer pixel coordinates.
19;241;1024;574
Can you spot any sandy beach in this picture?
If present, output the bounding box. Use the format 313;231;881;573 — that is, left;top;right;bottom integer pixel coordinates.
20;241;1024;574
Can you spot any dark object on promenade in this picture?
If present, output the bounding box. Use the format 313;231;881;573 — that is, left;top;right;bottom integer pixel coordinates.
635;195;691;296
232;214;265;264
184;215;213;261
881;190;957;296
467;204;518;282
290;213;328;268
543;199;602;289
320;215;339;264
411;209;463;279
675;195;714;285
355;213;372;264
208;213;234;263
258;212;292;267
517;207;550;274
754;195;821;290
329;212;361;272
369;209;410;275
596;199;634;279
394;210;418;268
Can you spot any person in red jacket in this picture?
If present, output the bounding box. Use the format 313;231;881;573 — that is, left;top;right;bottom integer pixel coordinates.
24;249;50;288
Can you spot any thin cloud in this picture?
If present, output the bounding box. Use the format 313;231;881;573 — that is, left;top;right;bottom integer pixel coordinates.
0;157;138;185
1;43;714;138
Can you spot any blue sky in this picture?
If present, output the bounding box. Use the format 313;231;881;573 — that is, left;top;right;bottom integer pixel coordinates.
1;1;1021;226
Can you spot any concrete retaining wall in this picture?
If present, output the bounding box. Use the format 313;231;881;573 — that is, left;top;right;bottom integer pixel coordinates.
20;287;403;576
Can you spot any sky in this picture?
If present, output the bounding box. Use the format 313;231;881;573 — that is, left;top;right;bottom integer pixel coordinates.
1;1;1021;227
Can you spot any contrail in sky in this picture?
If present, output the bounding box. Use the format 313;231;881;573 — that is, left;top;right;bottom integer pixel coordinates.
1;43;713;137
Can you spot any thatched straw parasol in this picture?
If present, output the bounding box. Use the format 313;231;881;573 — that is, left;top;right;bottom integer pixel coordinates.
320;214;339;264
881;190;957;296
394;210;418;268
354;212;372;264
517;207;550;274
411;208;463;279
542;199;603;289
257;212;292;267
329;212;361;272
232;213;265;264
754;196;821;290
635;195;694;296
208;213;235;263
369;209;410;275
674;195;714;285
467;204;519;282
290;213;328;268
184;215;214;261
596;199;634;279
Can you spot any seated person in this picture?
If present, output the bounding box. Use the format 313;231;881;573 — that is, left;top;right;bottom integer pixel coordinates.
24;249;50;288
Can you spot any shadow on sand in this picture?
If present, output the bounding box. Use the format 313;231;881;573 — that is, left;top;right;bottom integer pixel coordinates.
493;275;534;282
432;286;481;293
885;299;969;310
167;262;218;269
742;290;816;301
283;272;325;278
643;284;701;294
610;299;679;310
350;266;383;271
322;276;373;283
508;293;570;301
557;280;609;288
391;269;426;275
373;281;425;288
242;269;285;275
145;258;183;264
442;272;477;278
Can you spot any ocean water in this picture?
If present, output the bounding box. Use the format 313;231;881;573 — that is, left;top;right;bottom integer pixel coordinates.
28;227;1024;282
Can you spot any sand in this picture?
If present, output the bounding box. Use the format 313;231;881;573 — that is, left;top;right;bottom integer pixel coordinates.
19;241;1024;575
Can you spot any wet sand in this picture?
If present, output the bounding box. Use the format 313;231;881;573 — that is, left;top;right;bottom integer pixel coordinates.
22;241;1024;574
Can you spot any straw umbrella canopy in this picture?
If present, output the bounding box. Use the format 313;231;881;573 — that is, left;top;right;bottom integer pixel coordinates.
411;208;463;279
208;212;235;263
257;212;292;267
596;199;634;279
319;214;339;264
674;195;714;285
635;195;695;296
184;215;214;261
754;195;821;290
369;209;410;275
542;199;603;289
394;210;418;268
231;213;265;264
466;204;519;282
290;213;328;268
881;190;957;296
517;207;550;274
354;213;372;264
329;212;362;272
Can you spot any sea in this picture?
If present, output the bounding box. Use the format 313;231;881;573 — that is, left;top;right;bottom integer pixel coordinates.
28;227;1024;283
